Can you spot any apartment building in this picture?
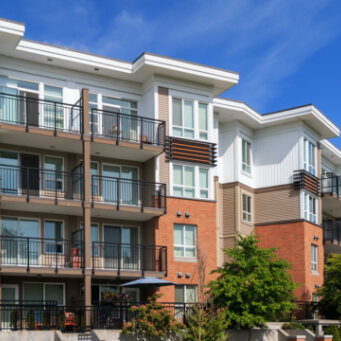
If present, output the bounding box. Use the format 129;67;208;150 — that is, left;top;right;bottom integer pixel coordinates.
0;17;340;331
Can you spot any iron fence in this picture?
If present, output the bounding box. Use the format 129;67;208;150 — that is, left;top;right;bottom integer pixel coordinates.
0;92;82;134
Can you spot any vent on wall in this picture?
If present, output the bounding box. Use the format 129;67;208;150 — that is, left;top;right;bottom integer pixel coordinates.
165;137;217;166
293;169;320;196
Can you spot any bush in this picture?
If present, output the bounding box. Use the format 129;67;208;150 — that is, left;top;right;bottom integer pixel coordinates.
282;322;306;330
42;309;50;329
10;309;19;329
324;325;341;341
57;309;66;331
122;293;183;341
25;309;35;329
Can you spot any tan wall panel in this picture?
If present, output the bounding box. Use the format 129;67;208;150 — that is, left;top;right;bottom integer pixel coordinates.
222;236;235;263
255;186;300;224
158;87;170;194
222;186;236;235
142;158;156;183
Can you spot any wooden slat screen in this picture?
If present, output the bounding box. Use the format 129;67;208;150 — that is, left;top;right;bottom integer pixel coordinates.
165;137;217;166
293;170;320;196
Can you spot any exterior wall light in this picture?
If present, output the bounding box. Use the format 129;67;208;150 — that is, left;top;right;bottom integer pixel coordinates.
176;211;182;217
184;212;190;218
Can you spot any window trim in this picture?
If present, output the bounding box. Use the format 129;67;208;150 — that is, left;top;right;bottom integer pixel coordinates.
303;137;317;176
174;224;197;259
170;162;211;200
311;244;318;273
302;191;318;224
241;137;252;176
242;193;252;223
169;93;210;142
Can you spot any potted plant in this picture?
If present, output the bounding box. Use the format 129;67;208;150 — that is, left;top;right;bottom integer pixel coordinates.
42;309;50;330
25;309;35;330
74;309;84;332
57;309;66;332
10;309;19;330
102;291;132;305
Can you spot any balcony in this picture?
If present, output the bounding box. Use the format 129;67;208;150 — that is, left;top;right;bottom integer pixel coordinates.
0;164;83;215
321;172;341;218
92;243;167;277
0;236;83;274
91;175;166;220
90;108;166;161
0;92;83;153
323;220;341;254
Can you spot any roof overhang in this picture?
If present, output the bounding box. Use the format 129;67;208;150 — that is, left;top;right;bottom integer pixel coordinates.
321;140;341;166
214;98;340;139
0;18;239;95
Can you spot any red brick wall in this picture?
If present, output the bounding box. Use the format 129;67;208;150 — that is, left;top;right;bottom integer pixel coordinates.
154;197;217;302
255;221;323;300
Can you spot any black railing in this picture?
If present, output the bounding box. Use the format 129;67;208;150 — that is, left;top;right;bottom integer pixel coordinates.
0;164;83;202
0;301;199;331
0;236;83;272
92;242;167;276
323;220;341;246
90;108;166;147
321;172;341;197
91;175;166;213
0;92;82;134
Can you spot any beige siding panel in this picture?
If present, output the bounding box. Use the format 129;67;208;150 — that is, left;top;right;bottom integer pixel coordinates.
215;179;224;267
240;222;253;236
142;158;155;183
222;186;236;235
158;87;170;194
223;237;235;263
255;187;300;224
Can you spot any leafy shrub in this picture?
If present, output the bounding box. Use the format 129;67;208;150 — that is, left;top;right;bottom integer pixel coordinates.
324;325;341;341
282;322;306;330
25;309;35;329
122;293;183;341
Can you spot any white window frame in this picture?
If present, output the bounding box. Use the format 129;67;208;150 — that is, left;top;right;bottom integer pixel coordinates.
169;93;210;142
170;163;211;200
303;138;317;176
174;224;197;259
175;285;197;303
242;194;252;223
302;191;318;224
311;244;318;273
241;137;252;175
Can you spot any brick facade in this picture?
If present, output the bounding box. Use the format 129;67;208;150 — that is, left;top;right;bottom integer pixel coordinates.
154;197;217;301
255;221;324;300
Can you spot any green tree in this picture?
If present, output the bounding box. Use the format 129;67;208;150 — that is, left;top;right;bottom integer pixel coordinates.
122;293;183;341
317;254;341;319
208;235;297;341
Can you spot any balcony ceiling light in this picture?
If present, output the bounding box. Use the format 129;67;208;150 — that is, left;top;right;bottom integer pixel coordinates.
47;58;53;62
94;68;99;71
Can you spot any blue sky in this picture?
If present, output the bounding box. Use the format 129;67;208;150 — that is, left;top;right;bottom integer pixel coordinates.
2;0;341;147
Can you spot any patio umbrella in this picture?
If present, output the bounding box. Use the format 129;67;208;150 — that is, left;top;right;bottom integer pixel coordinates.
119;276;177;288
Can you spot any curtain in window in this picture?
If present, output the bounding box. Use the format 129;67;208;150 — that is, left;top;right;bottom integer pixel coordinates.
102;165;120;203
183;100;194;138
44;85;63;129
172;99;182;136
198;103;208;140
0;151;18;194
0;87;18;123
184;167;194;197
122;227;139;270
103;226;120;268
199;169;208;198
45;284;64;305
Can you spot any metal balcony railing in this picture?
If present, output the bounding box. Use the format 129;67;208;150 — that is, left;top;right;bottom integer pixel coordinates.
321;172;341;197
92;242;167;276
90;108;166;147
0;236;83;272
91;175;166;213
0;164;83;202
323;220;341;246
0;92;82;134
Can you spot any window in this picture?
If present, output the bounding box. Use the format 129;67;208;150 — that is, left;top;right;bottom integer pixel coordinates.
304;192;317;224
172;98;208;141
242;139;251;174
90;162;99;195
44;85;63;129
242;194;252;223
80;223;99;256
175;285;197;320
89;93;99;134
174;224;196;258
23;283;64;305
304;138;316;175
172;164;209;199
44;220;63;253
311;244;318;272
312;293;319;319
102;96;137;116
44;156;63;191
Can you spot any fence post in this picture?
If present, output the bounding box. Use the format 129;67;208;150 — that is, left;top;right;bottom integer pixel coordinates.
26;237;30;273
54;102;57;136
141;245;145;278
117;243;121;278
55;239;58;273
26;168;30;203
141;181;144;213
117;178;120;211
92;242;95;275
116;113;120;145
25;97;29;132
140;117;143;149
